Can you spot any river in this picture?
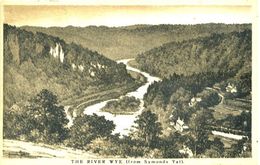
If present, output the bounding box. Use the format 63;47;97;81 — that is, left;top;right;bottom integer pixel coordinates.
83;59;161;135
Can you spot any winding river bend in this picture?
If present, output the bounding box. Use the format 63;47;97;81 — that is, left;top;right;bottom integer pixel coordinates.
83;59;161;135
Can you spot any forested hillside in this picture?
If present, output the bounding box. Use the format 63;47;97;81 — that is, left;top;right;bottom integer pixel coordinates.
137;30;251;78
3;24;134;109
137;29;251;110
22;24;250;59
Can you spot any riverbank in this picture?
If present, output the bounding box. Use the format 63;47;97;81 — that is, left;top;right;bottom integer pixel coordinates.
83;59;161;135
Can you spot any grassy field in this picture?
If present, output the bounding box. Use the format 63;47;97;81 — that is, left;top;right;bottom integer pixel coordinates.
211;98;251;120
208;134;237;148
211;104;242;120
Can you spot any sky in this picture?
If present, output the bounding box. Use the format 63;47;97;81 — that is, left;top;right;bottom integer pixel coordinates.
4;5;252;27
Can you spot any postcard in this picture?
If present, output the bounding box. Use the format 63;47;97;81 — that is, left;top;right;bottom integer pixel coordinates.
0;0;259;165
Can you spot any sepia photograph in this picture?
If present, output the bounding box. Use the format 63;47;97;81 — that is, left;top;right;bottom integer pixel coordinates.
0;1;259;165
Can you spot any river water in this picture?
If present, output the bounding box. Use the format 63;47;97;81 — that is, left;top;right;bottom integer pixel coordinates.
83;59;161;135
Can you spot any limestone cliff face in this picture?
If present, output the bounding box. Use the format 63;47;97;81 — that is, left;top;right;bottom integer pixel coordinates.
49;43;64;63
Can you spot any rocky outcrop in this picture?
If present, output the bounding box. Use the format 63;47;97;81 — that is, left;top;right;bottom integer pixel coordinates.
49;43;64;63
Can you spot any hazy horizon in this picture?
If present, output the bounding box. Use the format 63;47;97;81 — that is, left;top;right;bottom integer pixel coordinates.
4;5;252;27
5;22;252;29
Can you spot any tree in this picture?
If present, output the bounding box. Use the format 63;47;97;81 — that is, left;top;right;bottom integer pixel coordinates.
227;138;248;157
68;114;115;149
205;137;224;158
236;111;251;136
211;137;224;154
3;107;34;140
160;132;189;158
169;88;193;122
132;110;162;147
4;89;69;144
24;89;69;144
162;143;184;158
197;90;220;108
87;137;120;155
204;148;222;158
169;87;192;105
195;130;211;155
189;108;215;155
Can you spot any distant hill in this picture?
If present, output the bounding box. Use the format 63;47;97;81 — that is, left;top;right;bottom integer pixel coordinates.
3;24;133;108
22;24;251;59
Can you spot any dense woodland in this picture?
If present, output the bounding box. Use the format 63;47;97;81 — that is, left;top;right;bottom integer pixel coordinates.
137;30;251;78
